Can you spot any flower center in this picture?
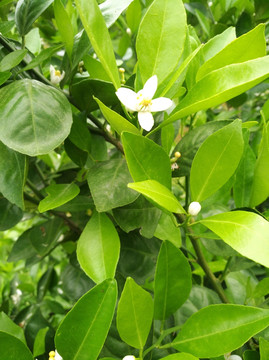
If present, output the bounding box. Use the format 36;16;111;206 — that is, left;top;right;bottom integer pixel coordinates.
139;98;152;110
55;70;61;76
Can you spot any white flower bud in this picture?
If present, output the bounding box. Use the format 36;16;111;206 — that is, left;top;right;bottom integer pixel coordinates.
122;356;135;360
188;201;201;216
228;356;242;360
126;27;132;36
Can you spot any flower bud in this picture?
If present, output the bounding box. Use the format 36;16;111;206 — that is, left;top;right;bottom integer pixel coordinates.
228;356;242;360
122;356;135;360
126;27;132;36
188;201;201;216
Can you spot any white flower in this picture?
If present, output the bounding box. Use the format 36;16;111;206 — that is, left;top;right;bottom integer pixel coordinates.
224;354;242;360
122;356;136;360
188;201;201;216
11;289;22;305
116;75;173;131
50;65;65;85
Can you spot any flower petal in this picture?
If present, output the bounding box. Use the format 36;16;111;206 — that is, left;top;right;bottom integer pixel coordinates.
150;97;173;112
138;111;154;131
116;87;138;112
142;75;158;99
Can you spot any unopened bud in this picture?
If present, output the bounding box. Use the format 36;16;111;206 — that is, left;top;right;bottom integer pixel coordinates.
122;356;136;360
188;201;201;216
228;356;242;360
174;151;181;158
126;27;132;36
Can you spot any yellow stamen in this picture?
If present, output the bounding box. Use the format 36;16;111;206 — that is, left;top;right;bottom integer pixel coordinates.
174;151;181;158
140;99;152;107
49;351;55;357
55;70;61;76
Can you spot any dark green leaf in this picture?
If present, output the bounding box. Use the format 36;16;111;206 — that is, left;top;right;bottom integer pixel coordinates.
0;198;23;231
0;331;33;360
0;312;26;344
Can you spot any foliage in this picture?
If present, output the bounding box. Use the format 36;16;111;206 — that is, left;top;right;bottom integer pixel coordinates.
0;0;269;360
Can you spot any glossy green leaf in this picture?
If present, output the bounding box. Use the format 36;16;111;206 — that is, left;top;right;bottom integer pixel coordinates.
0;71;11;86
173;304;269;357
161;123;174;155
87;158;138;212
113;196;161;238
0;312;26;345
0;141;27;209
68;115;92;153
0;198;22;231
99;0;134;28
126;0;141;33
21;45;63;71
77;211;120;283
0;79;72;156
0;49;27;72
173;120;231;177
260;337;269;360
94;97;140;136
83;55;110;81
15;0;54;36
33;327;49;357
117;277;153;349
0;331;33;360
74;0;120;89
250;121;269;206
243;350;259;360
154;241;192;320
253;278;269;298
197;24;266;81
38;183;80;213
162;56;269;128
136;0;186;85
54;0;74;60
122;132;171;189
190;120;243;202
161;354;198;360
56;279;117;360
200;211;269;268
154;212;181;247
128;180;186;214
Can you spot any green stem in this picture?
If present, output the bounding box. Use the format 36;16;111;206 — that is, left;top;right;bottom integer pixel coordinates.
184;175;190;211
26;179;43;199
139;348;143;359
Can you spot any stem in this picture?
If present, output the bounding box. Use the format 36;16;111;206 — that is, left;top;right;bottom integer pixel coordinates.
26;179;43;199
184;176;189;211
139;348;143;359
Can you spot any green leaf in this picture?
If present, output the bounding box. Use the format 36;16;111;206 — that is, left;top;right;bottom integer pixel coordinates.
21;45;64;72
0;312;26;345
136;0;187;85
77;211;120;283
197;24;266;81
87;158;139;212
173;120;231;177
250;121;269;206
260;337;269;360
68;115;92;153
122;132;172;189
253;278;269;298
33;327;49;357
54;0;74;60
116;277;153;349
162;56;269;129
94;96;140;136
113;196;162;238
128;180;186;214
0;331;33;360
56;279;117;360
199;211;269;268
172;304;269;358
126;0;141;33
161;354;198;360
99;0;134;28
83;55;110;81
161;123;174;154
154;212;181;247
0;79;72;156
0;49;27;72
190;120;243;202
0;198;22;231
38;183;80;213
0;141;27;209
0;71;11;86
74;0;120;89
154;241;192;320
15;0;54;36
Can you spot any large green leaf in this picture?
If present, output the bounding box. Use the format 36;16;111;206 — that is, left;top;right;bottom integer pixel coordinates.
0;71;11;86
154;241;192;320
117;277;153;349
199;211;269;268
0;79;72;156
15;0;53;36
0;332;33;360
161;354;198;360
77;211;120;283
250;121;269;206
56;279;117;360
160;56;269;129
94;97;140;135
0;312;26;345
74;0;120;89
260;337;269;360
38;183;80;213
0;49;27;72
87;158;138;212
190;120;243;202
0;198;22;231
122;132;171;189
172;304;269;357
197;24;266;81
0;142;27;209
99;0;134;28
136;0;186;85
113;196;161;238
128;180;186;214
54;0;74;60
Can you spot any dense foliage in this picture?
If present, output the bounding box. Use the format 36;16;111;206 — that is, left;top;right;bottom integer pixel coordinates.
1;0;269;359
